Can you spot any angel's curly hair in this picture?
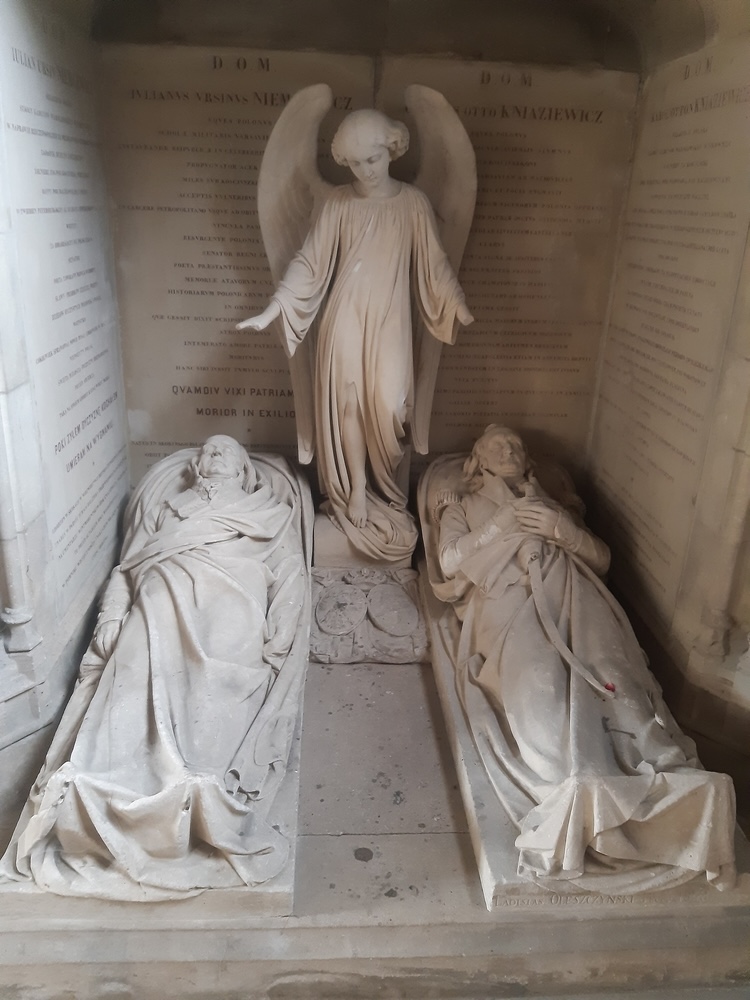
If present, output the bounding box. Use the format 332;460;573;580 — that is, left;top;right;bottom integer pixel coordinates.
331;109;409;165
462;424;531;493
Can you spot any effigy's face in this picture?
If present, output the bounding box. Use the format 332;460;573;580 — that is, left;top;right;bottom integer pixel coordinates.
478;431;527;482
196;435;244;480
344;137;390;193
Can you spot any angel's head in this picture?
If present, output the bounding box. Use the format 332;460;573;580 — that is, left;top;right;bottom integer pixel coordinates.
331;109;409;193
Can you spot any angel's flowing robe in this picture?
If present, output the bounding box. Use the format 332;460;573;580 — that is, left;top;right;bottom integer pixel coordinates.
437;475;736;894
0;477;307;900
274;183;466;562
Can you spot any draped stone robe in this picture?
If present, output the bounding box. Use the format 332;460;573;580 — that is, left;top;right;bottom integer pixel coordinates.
274;183;466;562
1;475;307;900
437;473;736;893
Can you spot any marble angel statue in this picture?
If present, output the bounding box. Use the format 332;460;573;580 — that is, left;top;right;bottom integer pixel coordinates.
238;84;476;563
0;436;312;900
419;425;737;900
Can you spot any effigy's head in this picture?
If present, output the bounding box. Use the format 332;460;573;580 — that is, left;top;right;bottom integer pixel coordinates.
193;435;253;483
331;109;409;167
463;424;529;491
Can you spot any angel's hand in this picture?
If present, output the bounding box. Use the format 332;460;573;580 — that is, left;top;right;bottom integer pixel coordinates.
236;300;281;332
457;302;474;327
93;618;123;659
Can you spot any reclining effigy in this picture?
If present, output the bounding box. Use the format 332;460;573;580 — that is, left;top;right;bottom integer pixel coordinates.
1;436;312;900
418;424;736;905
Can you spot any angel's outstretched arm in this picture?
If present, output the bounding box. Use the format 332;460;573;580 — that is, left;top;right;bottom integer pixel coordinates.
263;195;342;357
237;84;334;463
237;300;281;332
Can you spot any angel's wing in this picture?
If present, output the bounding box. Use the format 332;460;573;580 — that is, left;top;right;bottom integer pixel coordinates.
258;84;335;464
407;85;476;456
258;84;334;281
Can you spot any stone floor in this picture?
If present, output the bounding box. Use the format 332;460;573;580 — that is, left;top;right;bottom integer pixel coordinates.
0;660;748;999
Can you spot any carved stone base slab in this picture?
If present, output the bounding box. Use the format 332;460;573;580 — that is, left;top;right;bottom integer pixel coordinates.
311;568;428;664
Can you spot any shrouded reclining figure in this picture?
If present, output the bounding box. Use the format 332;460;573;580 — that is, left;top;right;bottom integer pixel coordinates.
1;436;311;900
421;425;736;896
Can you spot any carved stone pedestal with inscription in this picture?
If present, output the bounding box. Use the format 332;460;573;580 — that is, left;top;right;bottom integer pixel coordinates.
311;512;427;664
311;566;428;664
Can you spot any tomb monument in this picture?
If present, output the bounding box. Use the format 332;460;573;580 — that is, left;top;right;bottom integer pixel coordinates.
0;0;749;995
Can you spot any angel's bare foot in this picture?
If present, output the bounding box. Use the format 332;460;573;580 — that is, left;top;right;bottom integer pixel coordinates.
713;863;737;891
347;491;367;528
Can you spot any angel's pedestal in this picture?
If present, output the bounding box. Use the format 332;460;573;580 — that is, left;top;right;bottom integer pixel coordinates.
313;513;412;571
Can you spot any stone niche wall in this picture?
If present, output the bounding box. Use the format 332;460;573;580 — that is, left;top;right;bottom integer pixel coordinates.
588;35;750;751
0;0;127;847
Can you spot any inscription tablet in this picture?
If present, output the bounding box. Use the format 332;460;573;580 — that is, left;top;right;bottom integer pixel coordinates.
99;46;374;482
0;2;126;605
589;40;750;629
379;57;638;474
